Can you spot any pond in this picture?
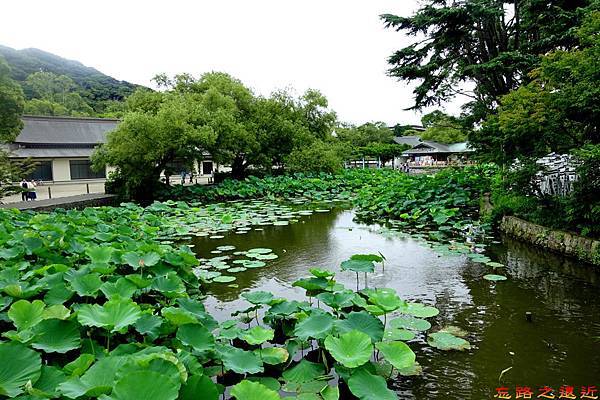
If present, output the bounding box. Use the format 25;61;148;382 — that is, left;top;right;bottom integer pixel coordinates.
193;207;600;399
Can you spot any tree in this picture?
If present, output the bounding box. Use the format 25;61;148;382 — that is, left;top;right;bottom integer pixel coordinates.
381;0;592;123
0;56;24;142
0;56;30;198
24;71;95;116
92;93;217;200
419;111;467;144
472;9;600;164
337;122;393;148
285;140;345;174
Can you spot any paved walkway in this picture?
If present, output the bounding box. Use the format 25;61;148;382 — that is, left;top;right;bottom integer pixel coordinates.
0;193;116;211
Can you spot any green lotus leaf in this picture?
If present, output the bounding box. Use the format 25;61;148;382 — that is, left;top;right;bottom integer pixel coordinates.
23;236;43;252
324;330;373;368
161;307;198;325
242;291;274;305
219;346;264;374
268;300;303;316
399;302;440;318
44;282;74;305
427;332;471;351
42;304;71;320
282;359;325;384
179;374;219;400
247;248;273;254
0;342;42;397
294;310;334;340
134;313;163;339
100;278;138;300
216;245;236;251
241;326;274;345
243;260;267;268
335;311;384;342
213;275;236;283
122;251;161;269
31;319;81;353
383;328;415;341
85;246;114;264
308;268;335;278
317;290;355;310
246;376;281;391
77;298;142;333
350;254;383;263
8;299;45;331
320;385;340;400
486;261;506;268
176;324;215;353
375;341;416;370
438;325;468;337
292;277;331;292
109;370;179;400
151;273;186;297
228;267;247;273
59;355;129;398
367;289;403;313
483;274;508;281
70;273;103;297
63;354;95;377
341;259;374;273
231;380;281;400
30;365;67;398
388;316;431;331
347;368;397;400
257;347;289;365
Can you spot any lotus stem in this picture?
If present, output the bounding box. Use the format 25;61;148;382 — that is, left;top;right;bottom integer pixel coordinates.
388;366;395;380
364;272;368;289
356;272;359;291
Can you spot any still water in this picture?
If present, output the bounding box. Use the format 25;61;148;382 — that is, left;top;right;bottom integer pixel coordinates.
193;208;600;399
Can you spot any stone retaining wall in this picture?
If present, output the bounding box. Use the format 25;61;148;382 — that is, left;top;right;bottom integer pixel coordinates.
500;215;600;266
0;194;117;212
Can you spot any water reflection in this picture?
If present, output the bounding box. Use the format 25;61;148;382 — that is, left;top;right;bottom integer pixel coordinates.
192;208;600;400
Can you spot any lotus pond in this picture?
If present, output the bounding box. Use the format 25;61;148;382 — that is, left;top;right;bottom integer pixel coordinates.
0;169;599;400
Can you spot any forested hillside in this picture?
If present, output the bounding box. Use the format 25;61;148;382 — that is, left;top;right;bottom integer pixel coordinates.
0;45;145;115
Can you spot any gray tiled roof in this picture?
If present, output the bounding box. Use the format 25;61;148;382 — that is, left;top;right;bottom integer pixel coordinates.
16;116;118;145
402;141;474;154
8;147;95;158
393;136;423;147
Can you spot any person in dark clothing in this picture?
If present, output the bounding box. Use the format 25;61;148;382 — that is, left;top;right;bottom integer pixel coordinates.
20;179;27;201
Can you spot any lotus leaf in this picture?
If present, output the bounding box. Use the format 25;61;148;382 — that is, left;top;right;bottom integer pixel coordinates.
231;380;281;400
294;310;334;340
427;332;471;351
242;291;274;305
77;298;142;333
340;259;374;273
220;346;264;374
0;342;42;397
241;326;274;345
388;316;431;331
31;319;81;353
8;299;45;330
179;374;219;400
324;330;372;368
375;341;416;370
282;359;325;384
483;274;507;281
347;368;397;400
257;347;289;365
335;311;384;342
176;323;215;353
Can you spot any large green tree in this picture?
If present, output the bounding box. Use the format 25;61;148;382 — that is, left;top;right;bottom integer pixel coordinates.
92;91;217;200
420;111;467;144
472;9;599;164
381;0;592;123
0;56;28;198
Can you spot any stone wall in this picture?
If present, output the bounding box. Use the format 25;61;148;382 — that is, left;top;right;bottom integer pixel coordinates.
0;194;117;212
500;215;600;266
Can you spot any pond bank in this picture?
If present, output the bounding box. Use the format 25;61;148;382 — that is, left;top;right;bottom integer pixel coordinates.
0;193;117;211
480;193;600;266
500;215;600;266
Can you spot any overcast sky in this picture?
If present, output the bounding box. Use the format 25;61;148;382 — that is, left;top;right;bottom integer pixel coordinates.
1;0;463;126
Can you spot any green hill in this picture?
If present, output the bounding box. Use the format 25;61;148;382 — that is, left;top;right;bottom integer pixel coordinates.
0;45;145;113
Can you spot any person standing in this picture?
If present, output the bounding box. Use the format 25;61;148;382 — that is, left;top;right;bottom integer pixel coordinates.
20;179;28;201
27;180;37;201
